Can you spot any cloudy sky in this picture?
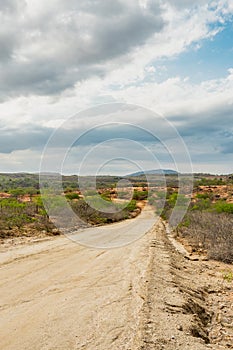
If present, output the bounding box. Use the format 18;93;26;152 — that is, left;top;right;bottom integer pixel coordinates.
0;0;233;175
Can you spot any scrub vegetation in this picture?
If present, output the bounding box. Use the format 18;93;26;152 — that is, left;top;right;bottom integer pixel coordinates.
0;173;148;239
1;171;232;265
162;174;233;263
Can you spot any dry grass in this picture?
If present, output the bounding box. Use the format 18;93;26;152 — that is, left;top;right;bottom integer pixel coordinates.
177;212;233;263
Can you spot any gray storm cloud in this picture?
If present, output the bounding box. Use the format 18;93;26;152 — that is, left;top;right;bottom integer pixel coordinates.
0;0;164;99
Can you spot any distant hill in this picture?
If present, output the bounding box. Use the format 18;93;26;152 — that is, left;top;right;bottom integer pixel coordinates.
127;169;179;177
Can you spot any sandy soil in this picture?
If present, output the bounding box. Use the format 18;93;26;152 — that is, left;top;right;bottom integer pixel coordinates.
0;209;232;349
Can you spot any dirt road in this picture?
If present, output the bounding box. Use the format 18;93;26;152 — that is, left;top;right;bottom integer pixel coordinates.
0;208;231;349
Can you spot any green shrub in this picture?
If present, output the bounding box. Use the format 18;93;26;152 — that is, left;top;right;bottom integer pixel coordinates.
223;271;233;283
214;201;233;214
191;198;212;211
196;193;212;200
85;195;114;211
65;192;80;200
0;198;26;211
100;192;111;201
6;214;34;229
167;192;189;208
125;199;137;212
133;190;148;200
196;178;226;186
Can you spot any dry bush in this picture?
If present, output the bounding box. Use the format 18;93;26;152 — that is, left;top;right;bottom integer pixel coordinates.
71;198;139;225
177;212;233;263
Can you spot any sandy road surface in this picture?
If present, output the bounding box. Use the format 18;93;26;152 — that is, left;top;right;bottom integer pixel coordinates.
0;207;157;350
66;206;156;248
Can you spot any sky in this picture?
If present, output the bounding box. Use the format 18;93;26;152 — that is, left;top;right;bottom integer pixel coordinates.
0;0;233;175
